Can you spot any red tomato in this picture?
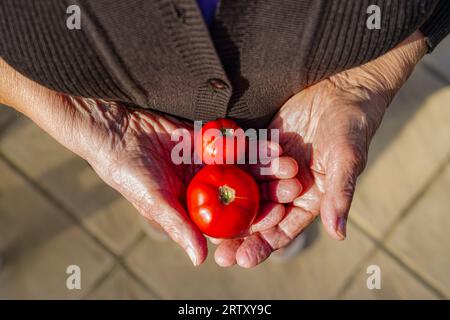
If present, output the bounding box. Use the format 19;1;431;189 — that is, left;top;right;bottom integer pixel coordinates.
187;165;260;239
195;118;245;164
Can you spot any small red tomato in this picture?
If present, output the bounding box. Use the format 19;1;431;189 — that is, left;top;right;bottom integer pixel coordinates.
195;118;245;164
187;165;260;239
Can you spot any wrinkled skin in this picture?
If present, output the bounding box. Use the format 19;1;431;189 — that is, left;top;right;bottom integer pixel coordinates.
0;31;427;268
213;31;428;267
0;59;301;265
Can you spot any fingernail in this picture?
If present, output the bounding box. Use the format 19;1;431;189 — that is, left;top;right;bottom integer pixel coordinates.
336;217;347;240
215;255;227;267
186;247;199;266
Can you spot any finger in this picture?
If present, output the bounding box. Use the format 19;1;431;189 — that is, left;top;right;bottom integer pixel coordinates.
245;156;298;181
320;146;365;241
247;139;282;164
236;234;272;268
140;190;208;266
207;237;223;245
278;206;316;240
260;178;302;203
259;226;291;250
214;239;243;267
260;206;316;250
251;202;285;233
293;183;322;214
258;139;283;160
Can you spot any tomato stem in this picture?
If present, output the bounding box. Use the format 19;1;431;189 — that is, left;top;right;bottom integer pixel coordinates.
220;127;234;137
218;185;236;205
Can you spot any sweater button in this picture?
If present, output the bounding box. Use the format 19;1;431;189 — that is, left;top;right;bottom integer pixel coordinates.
208;79;228;89
172;4;187;24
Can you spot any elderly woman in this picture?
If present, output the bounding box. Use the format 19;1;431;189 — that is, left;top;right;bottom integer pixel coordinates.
0;0;449;268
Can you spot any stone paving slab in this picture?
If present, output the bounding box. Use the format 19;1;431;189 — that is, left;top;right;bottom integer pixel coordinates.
350;64;450;239
86;266;157;300
0;159;69;255
385;160;450;298
341;251;438;300
0;117;142;256
0;104;16;130
423;36;450;83
125;222;374;299
1;41;449;299
0;158;114;299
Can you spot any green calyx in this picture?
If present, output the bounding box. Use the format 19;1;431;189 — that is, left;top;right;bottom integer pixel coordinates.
218;185;236;205
220;127;234;137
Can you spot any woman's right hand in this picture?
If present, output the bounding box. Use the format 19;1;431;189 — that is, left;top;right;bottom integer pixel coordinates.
1;58;300;267
0;58;210;265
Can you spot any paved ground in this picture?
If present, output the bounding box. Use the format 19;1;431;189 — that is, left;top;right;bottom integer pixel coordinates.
0;37;449;299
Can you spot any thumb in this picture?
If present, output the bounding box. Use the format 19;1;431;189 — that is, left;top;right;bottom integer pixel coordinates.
138;190;208;266
320;145;366;240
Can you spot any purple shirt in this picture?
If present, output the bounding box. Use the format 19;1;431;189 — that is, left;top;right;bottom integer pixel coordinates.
197;0;218;27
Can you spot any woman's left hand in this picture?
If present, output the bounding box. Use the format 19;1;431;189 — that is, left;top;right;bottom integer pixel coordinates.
213;31;427;268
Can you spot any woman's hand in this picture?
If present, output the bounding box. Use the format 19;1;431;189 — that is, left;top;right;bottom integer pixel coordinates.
0;30;427;268
212;31;428;268
0;58;302;267
0;58;210;265
212;142;302;267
